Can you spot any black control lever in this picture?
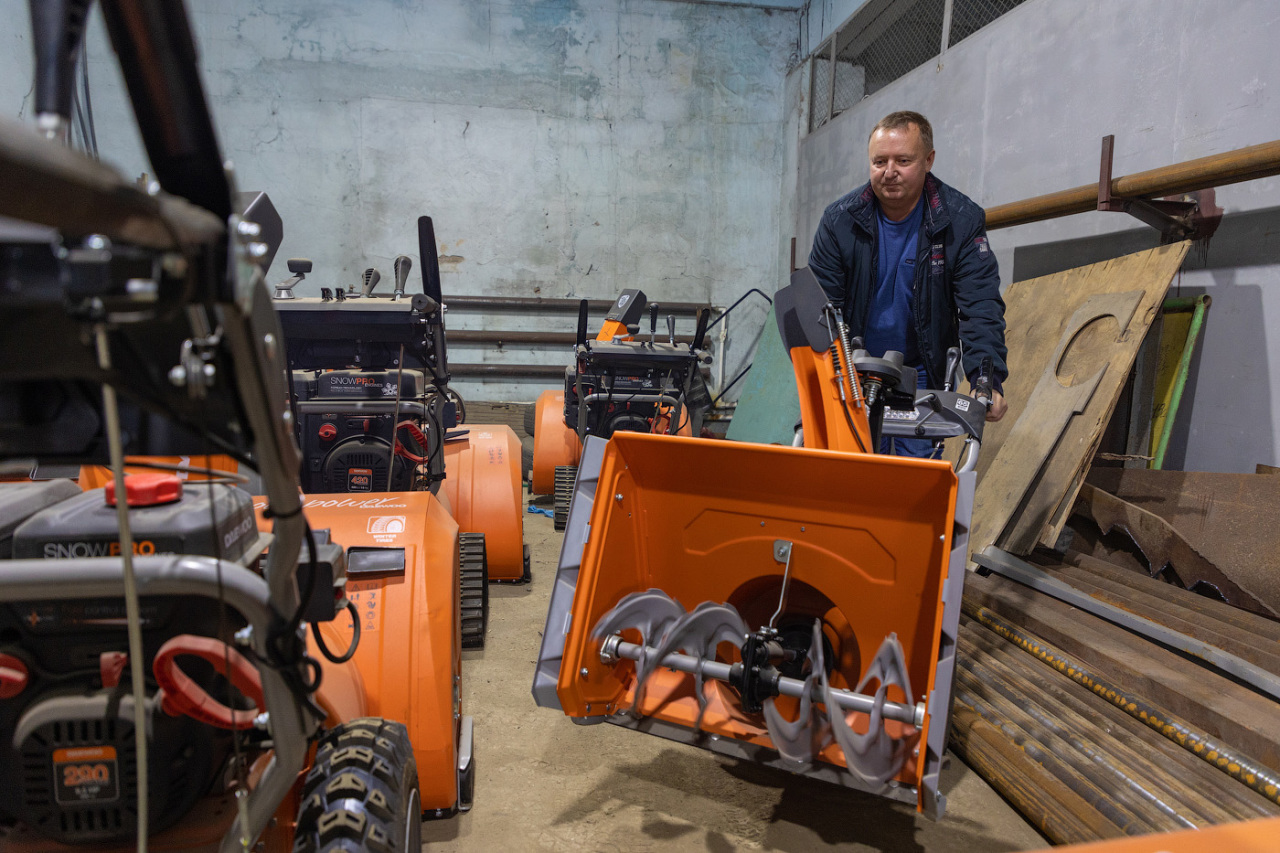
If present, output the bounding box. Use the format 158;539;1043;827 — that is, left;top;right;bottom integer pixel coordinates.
272;258;311;300
360;267;381;297
667;314;676;346
576;298;590;349
649;303;659;347
943;347;961;392
417;216;443;305
29;0;93;137
392;255;412;301
692;307;710;351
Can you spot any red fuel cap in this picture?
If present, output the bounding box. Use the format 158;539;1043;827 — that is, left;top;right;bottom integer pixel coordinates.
0;653;29;699
318;423;338;441
105;473;183;507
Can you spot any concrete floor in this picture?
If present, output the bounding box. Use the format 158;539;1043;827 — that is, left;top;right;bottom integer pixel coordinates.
422;502;1049;853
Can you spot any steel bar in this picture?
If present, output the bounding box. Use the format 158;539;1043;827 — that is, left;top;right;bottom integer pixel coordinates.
960;621;1280;821
958;634;1222;829
446;330;696;345
985;139;1280;230
976;546;1280;702
601;637;924;726
962;598;1280;807
442;295;710;314
948;702;1125;844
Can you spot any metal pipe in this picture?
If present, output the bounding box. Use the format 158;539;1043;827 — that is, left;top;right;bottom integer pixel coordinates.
601;637;924;727
962;600;1280;807
443;295;710;314
985;139;1280;230
974;546;1280;704
1152;294;1211;469
448;363;566;378
447;330;696;345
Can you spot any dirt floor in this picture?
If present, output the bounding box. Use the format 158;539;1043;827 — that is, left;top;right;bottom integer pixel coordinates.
421;494;1050;853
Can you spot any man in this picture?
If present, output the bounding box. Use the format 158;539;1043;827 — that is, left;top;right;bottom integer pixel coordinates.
808;111;1008;456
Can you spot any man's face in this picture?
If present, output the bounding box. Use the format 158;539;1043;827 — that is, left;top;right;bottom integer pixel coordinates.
868;124;935;215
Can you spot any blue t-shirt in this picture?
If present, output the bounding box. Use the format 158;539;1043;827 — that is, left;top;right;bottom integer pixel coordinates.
863;198;923;365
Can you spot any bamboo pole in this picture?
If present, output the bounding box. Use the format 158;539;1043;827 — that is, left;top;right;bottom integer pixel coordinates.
985;139;1280;230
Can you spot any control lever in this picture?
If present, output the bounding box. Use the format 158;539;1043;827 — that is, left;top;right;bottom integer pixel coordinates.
360;267;381;297
272;258;311;299
392;255;413;301
649;303;659;347
320;287;332;301
667;314;676;346
974;356;994;408
575;298;590;349
30;0;93;137
692;308;710;350
943;347;961;392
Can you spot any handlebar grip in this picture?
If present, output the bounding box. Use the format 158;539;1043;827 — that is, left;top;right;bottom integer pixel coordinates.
974;355;994;405
576;298;590;347
692;307;710;350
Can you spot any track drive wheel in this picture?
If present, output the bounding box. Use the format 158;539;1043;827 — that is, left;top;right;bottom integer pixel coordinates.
293;718;421;853
459;532;490;649
553;465;577;532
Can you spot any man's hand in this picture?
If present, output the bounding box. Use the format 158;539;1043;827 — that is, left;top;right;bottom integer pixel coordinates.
985;389;1007;422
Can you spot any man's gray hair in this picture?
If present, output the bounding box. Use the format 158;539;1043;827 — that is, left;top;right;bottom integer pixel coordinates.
870;111;934;153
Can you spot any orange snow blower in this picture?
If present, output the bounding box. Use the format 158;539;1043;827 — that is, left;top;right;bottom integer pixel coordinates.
529;291;712;528
534;268;991;818
0;4;514;851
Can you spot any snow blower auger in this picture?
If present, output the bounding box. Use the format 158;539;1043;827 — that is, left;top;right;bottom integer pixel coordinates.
0;4;479;850
529;290;713;529
534;267;991;819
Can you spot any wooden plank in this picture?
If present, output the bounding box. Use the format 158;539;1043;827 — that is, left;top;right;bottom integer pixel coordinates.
970;243;1189;557
969;283;1146;561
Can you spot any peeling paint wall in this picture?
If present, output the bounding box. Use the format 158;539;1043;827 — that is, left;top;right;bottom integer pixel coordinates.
2;0;798;402
787;0;1280;473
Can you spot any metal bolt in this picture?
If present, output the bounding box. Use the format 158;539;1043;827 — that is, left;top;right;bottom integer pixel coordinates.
801;526;806;532
85;234;109;250
248;242;269;258
263;332;276;361
168;365;187;387
760;521;765;527
579;667;589;677
237;219;262;238
233;626;253;646
615;493;623;501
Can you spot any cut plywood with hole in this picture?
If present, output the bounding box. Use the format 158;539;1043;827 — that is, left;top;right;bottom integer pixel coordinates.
969;242;1190;564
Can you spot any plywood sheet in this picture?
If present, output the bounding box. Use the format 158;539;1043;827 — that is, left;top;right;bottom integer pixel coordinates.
969;242;1190;562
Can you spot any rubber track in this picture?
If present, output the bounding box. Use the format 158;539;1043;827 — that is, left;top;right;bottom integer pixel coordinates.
553;465;576;532
459;532;489;649
293;718;420;853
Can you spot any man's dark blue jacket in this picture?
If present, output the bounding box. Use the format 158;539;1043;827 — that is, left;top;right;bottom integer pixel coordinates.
808;173;1008;391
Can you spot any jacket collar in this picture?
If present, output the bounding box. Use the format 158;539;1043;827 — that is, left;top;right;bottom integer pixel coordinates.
844;173;951;238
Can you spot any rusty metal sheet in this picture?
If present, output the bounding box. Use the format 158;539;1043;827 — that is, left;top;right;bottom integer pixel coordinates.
1085;469;1280;617
1069;483;1274;618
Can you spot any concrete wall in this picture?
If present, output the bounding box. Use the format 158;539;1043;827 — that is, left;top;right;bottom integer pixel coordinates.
788;0;1280;473
2;0;798;402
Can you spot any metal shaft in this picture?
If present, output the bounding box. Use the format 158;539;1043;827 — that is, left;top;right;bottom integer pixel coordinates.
602;637;923;727
985;139;1280;230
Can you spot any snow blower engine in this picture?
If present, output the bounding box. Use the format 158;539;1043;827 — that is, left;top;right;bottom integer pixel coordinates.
564;289;713;440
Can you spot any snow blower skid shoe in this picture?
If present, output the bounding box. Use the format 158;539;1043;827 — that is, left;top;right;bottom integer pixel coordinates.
534;268;987;820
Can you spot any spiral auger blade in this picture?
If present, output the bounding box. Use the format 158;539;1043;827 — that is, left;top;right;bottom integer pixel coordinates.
822;632;914;786
591;589;686;710
645;601;749;728
762;619;830;765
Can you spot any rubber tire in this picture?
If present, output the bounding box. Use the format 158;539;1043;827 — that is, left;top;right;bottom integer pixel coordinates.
553;465;577;532
520;435;534;481
293;718;421;853
522;402;537;437
459;532;489;649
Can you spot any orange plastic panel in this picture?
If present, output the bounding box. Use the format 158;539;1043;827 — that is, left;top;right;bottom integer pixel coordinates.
255;492;462;811
790;346;874;453
595;319;631;342
1037;816;1280;852
531;390;581;494
442;424;527;581
555;431;957;796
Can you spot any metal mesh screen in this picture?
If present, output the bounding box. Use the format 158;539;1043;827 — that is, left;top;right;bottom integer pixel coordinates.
810;46;833;132
949;0;1029;48
836;0;946;101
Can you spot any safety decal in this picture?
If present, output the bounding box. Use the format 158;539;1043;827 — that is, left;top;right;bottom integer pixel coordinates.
346;581;383;634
